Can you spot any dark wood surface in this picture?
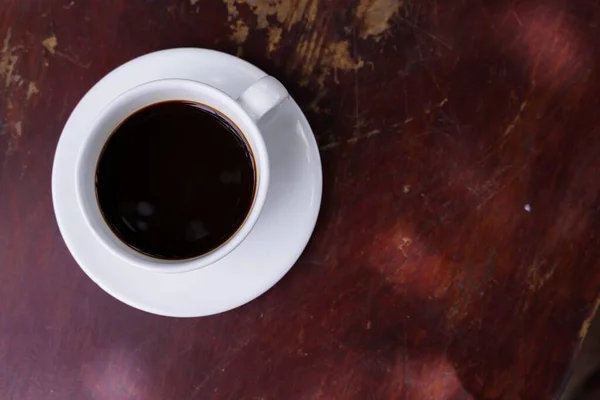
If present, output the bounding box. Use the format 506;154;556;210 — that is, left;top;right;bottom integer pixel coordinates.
2;0;600;398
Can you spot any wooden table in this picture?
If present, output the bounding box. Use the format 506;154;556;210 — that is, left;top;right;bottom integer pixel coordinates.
1;0;599;398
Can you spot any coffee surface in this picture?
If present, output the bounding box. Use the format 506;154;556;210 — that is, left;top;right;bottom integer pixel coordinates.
95;101;256;260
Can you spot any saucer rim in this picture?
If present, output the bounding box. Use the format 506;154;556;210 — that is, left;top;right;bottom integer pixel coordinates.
52;48;322;317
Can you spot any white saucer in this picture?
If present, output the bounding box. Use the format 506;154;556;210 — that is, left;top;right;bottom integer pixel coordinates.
52;49;322;317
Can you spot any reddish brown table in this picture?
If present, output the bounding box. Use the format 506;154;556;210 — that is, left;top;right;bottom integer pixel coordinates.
2;0;600;398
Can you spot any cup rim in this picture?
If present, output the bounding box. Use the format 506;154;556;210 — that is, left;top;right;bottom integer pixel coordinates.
75;78;270;274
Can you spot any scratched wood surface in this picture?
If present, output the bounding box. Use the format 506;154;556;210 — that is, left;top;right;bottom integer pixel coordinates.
1;0;600;398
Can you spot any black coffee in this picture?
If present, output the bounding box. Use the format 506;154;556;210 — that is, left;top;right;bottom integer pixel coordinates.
95;101;256;260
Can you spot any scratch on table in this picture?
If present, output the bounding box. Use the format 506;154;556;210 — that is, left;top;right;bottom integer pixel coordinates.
355;0;402;40
26;82;39;100
475;166;525;210
320;128;383;151
466;185;482;198
267;26;282;53
319;142;340;151
42;34;90;68
398;237;412;257
294;33;363;87
353;28;360;136
347;129;381;144
0;28;20;88
1;27;11;53
10;73;23;86
229;19;249;44
503;99;528;137
173;344;194;360
579;296;600;343
14;121;21;137
42;35;57;54
476;183;509;210
7;121;22;154
396;13;453;50
526;260;556;292
223;0;363;87
225;0;320;31
190;338;252;396
468;168;514;199
402;315;408;397
316;40;364;87
307;90;328;114
57;52;91;68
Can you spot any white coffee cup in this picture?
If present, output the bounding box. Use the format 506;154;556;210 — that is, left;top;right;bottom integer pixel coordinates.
75;76;288;274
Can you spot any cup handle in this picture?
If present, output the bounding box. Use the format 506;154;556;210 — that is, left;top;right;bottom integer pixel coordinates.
237;76;289;123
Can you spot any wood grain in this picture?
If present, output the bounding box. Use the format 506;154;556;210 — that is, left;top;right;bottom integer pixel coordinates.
2;0;600;398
